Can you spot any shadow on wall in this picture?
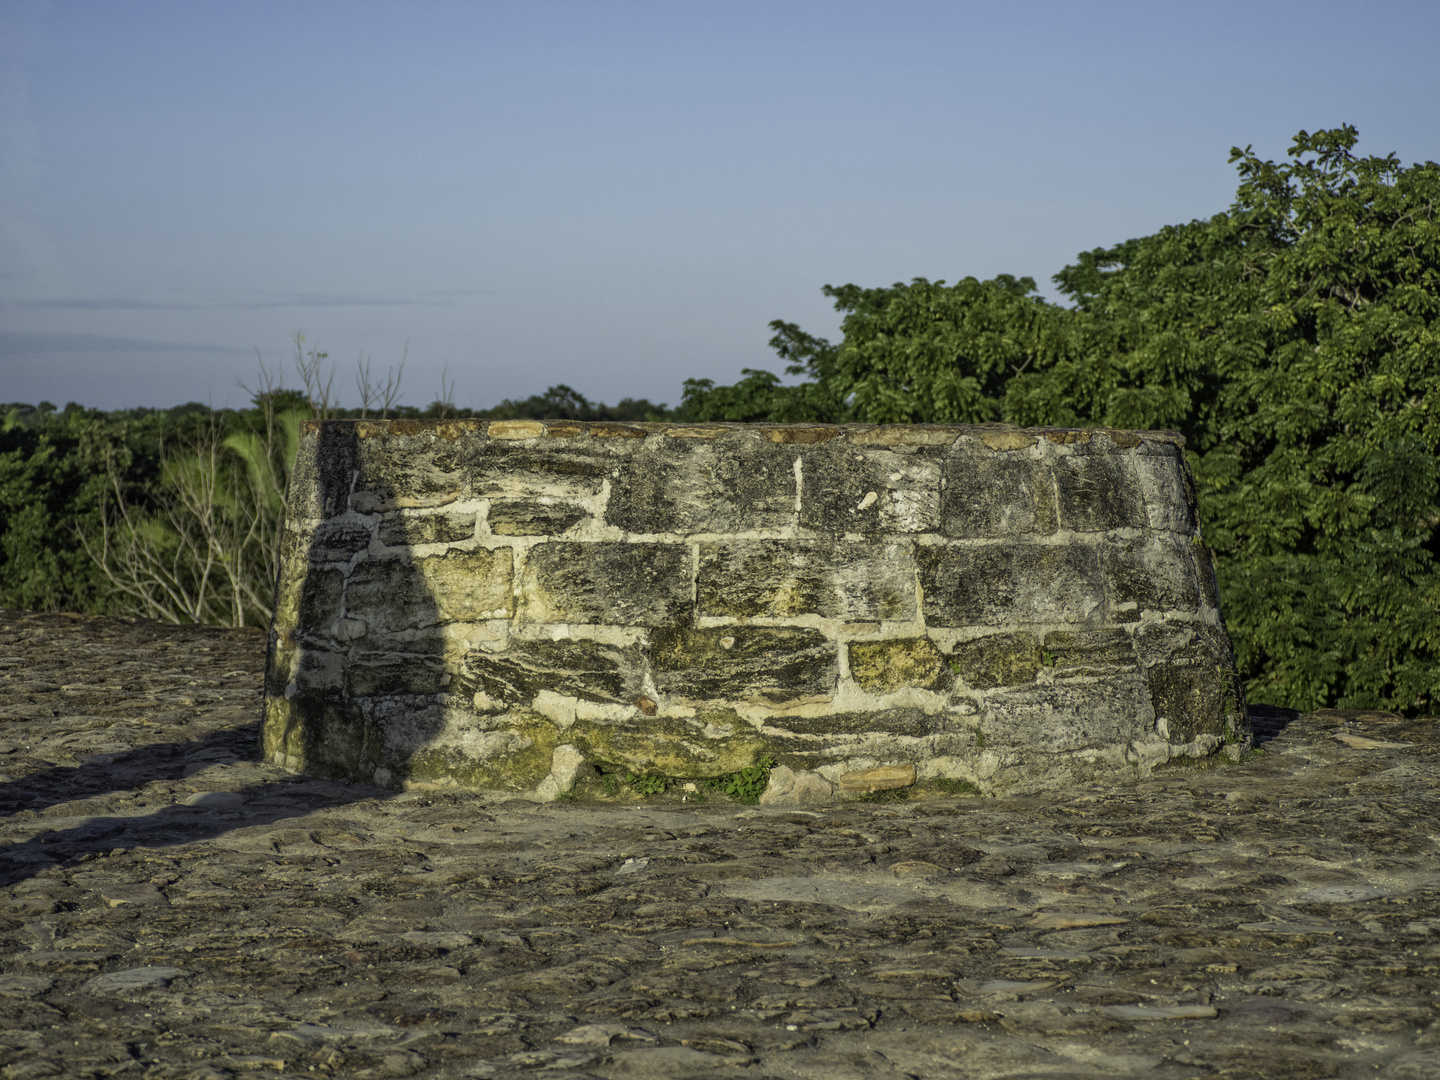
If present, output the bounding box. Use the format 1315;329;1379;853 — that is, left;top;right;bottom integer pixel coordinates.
262;421;582;796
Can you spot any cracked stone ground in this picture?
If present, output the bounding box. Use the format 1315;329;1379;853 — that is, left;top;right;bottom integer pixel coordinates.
1;610;1438;1080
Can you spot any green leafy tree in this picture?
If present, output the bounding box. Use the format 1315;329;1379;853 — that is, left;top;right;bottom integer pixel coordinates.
689;126;1440;714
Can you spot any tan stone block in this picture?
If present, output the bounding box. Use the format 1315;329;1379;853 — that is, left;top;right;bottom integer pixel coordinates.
838;763;916;793
978;429;1039;451
759;426;838;444
488;420;545;439
848;638;947;693
846;426;956;447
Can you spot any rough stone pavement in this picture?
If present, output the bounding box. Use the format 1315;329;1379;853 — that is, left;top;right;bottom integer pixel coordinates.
1;610;1438;1080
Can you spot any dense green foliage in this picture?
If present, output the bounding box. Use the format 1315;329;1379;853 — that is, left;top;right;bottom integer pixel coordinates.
685;127;1440;714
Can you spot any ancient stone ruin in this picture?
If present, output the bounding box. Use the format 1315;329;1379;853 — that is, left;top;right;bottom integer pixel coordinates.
263;419;1247;803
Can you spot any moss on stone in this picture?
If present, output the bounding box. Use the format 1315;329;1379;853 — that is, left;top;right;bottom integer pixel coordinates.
848;637;948;693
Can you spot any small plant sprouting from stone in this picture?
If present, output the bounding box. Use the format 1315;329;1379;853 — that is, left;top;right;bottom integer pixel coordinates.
707;755;777;805
947;660;962;676
601;774;621;797
974;730;987;749
554;789;578;803
626;772;670;797
934;777;980;796
1040;649;1057;667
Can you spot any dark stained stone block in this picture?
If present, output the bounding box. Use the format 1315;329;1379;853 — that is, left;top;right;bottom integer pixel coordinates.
1042;627;1138;676
1134;621;1246;743
463;637;643;705
697;540;916;621
307;520;374;562
798;443;943;535
942;449;1058;538
984;671;1155;753
1102;535;1202;616
348;652;450;696
463;439;618;499
378;511;476;547
918;543;1105;627
487;500;589;536
764;707;955;739
948;632;1042;689
296;567;346;633
1053;447;1148;532
521;543;690;626
347;548;514;633
848;638;949;693
605;436;797;534
651;626;837;706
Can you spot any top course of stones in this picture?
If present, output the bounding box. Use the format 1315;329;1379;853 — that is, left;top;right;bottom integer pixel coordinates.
264;420;1246;803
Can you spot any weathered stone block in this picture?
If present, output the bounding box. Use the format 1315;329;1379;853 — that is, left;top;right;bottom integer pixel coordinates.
1102;535;1202;616
949;632;1042;689
463;637;643;706
606;435;796;534
1053;444;1148;532
942;445;1057;538
348;652;450;696
651;626;836;706
984;672;1155;754
848;638;948;693
378;511;476;547
346;548;514;634
487;499;589;536
696;540;915;621
918;544;1105;627
520;543;690;625
799;443;943;535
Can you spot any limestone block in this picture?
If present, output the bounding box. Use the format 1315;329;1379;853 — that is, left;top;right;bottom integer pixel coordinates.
1102;535;1203;616
847;638;949;693
346;548;513;634
487;499;589;536
696;540;916;621
798;443;943;534
1041;628;1138;676
948;632;1042;689
465;439;616;500
605;435;796;534
306;519;374;562
651;626;837;706
1131;440;1199;534
520;543;690;626
918;544;1105;627
838;764;917;793
942;446;1057;538
568;710;769;778
984;672;1155;754
759;766;835;806
462;637;644;706
1052;444;1148;532
378;511;476;547
347;652;450;696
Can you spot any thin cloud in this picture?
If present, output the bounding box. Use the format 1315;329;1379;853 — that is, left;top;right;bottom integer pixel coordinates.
14;291;464;311
0;331;246;356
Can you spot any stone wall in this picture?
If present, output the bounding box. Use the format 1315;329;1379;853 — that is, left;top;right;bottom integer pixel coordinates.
262;419;1247;802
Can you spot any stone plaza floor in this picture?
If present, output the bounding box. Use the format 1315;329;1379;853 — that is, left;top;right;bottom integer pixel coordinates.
1;610;1438;1079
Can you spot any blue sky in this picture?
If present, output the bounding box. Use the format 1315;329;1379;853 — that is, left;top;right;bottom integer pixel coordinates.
2;0;1438;412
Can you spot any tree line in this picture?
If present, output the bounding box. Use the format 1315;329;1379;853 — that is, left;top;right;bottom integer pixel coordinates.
3;127;1436;715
